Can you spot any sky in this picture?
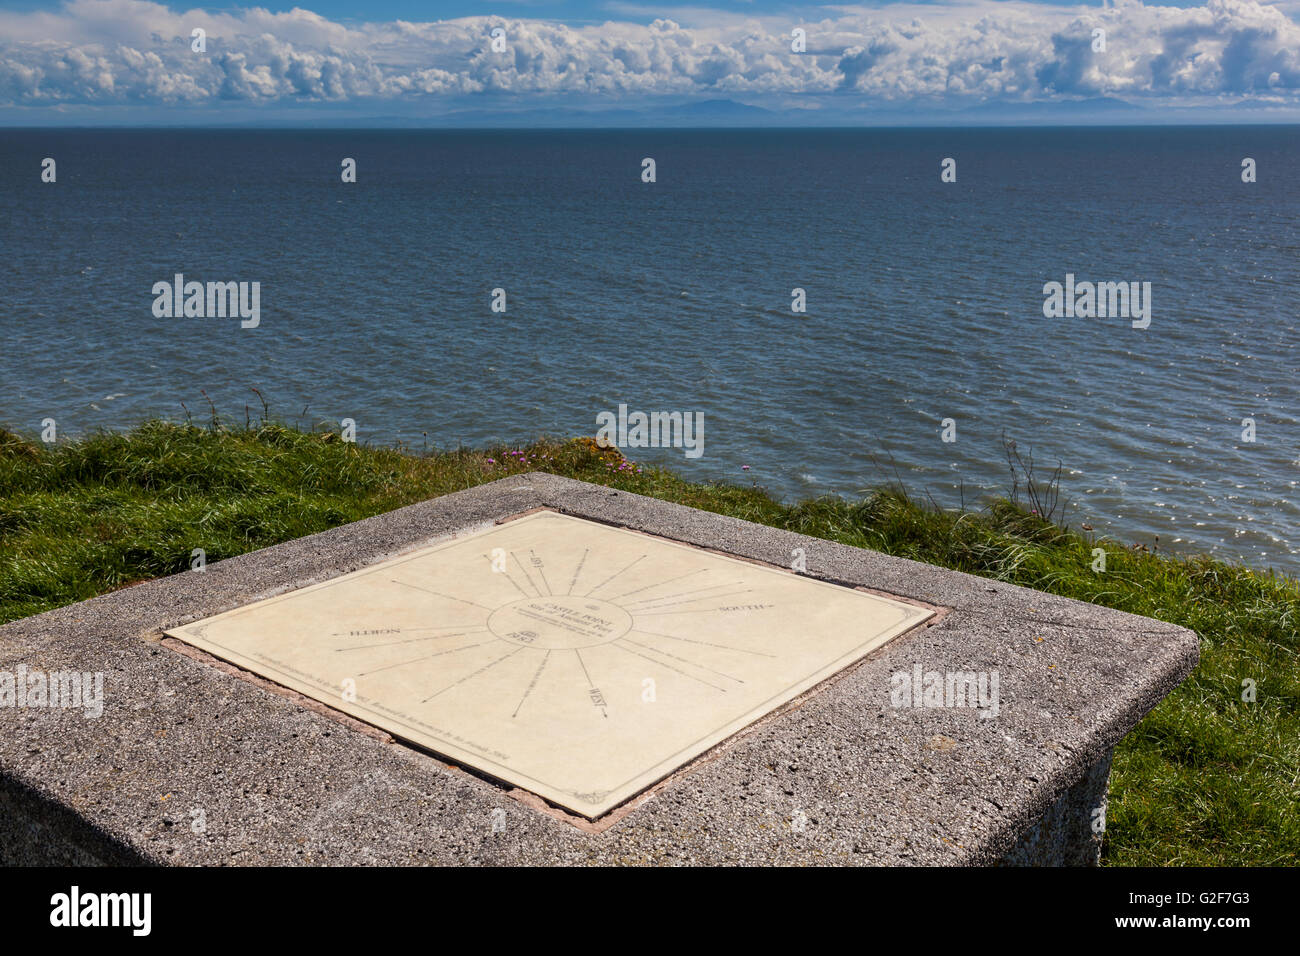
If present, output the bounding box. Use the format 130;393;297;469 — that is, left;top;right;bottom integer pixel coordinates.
3;0;1300;124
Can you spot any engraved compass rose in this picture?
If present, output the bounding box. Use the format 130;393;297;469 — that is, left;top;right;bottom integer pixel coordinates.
167;509;930;818
331;541;770;720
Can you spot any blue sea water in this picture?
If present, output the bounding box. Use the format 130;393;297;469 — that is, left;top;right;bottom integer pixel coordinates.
1;127;1298;572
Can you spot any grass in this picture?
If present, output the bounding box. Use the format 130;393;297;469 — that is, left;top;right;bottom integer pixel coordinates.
1;418;1296;866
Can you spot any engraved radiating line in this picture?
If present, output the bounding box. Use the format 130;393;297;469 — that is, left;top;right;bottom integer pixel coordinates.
512;650;551;718
632;589;754;613
610;568;708;602
610;640;728;692
629;627;777;658
573;648;608;718
622;636;745;684
390;579;495;613
566;548;590;595
624;581;746;608
634;599;756;617
421;647;525;703
335;629;490;651
585;554;646;597
511;551;543;597
483;552;530;598
356;641;494;676
530;549;553;595
367;624;481;631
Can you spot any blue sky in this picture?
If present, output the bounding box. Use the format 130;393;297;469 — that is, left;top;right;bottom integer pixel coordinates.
2;0;1299;124
0;0;1225;16
0;0;1220;17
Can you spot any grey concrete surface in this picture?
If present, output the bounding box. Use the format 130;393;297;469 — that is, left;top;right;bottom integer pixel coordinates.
0;473;1199;865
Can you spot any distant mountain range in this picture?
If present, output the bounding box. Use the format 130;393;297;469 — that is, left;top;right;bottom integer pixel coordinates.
7;95;1300;128
406;98;780;127
359;96;1144;128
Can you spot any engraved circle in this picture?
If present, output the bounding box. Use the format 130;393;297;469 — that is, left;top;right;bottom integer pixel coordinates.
488;595;633;649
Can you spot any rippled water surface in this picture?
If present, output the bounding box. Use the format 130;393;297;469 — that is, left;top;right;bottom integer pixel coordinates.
2;127;1297;570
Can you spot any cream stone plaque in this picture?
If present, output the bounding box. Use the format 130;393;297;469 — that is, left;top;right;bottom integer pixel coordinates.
166;510;932;818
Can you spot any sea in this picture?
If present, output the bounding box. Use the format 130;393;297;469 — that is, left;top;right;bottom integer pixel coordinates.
2;126;1297;572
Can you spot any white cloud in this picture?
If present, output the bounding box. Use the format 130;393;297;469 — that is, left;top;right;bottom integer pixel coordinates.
0;0;1298;110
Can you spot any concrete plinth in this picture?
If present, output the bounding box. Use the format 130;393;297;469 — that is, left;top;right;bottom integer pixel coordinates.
0;473;1198;865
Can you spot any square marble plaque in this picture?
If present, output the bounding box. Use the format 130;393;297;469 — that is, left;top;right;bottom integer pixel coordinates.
166;510;932;817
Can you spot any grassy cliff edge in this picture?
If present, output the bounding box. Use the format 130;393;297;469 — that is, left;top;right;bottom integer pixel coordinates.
1;420;1295;866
